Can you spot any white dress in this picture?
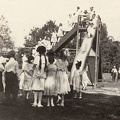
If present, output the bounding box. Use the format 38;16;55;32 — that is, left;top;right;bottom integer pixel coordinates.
22;55;27;70
87;25;95;37
44;64;57;96
32;55;47;91
22;63;34;91
73;70;82;92
57;26;63;37
55;59;70;94
51;32;57;43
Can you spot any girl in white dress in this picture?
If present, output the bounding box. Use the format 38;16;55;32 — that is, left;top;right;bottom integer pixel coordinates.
73;61;83;99
32;46;47;107
22;56;34;100
19;52;28;96
51;31;57;46
57;23;64;42
55;50;70;106
44;52;57;106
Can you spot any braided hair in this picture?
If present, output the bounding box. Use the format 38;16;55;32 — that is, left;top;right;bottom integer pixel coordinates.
36;46;47;71
47;50;55;64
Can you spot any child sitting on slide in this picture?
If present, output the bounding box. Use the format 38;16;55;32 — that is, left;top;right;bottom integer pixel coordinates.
87;22;94;38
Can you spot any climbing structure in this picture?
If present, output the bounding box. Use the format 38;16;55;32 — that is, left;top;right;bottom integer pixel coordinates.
51;14;102;87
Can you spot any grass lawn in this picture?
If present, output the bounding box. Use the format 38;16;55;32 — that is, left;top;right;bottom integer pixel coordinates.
0;73;120;120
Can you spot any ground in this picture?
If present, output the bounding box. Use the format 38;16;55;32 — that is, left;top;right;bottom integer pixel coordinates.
0;73;120;120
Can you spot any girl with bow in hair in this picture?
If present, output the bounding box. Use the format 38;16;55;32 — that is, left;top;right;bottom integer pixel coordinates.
72;61;83;99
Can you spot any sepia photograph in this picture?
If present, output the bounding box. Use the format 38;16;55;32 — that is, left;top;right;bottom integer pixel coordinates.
0;0;120;120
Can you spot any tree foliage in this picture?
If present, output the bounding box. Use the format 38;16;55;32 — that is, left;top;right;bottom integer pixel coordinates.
17;20;58;67
100;23;108;40
24;20;58;47
0;15;14;54
100;23;120;72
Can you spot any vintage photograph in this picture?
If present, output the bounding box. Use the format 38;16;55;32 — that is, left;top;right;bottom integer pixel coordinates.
0;0;120;120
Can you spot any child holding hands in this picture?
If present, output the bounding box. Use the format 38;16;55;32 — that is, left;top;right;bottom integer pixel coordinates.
44;51;57;107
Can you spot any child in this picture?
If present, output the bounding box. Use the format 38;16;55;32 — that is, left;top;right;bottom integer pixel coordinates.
87;22;95;38
72;61;83;99
55;50;70;106
22;56;34;101
51;30;57;46
19;52;28;97
57;23;64;42
32;46;47;107
44;51;57;106
4;50;20;105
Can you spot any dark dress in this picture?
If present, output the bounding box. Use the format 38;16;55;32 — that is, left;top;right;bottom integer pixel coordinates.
0;72;3;92
0;63;4;92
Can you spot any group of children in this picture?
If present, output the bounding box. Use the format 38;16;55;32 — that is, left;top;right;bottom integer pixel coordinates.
19;45;89;107
0;7;98;108
31;6;98;54
0;44;91;107
51;6;97;46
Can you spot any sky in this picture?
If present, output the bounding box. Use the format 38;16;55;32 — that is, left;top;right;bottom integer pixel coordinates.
0;0;120;47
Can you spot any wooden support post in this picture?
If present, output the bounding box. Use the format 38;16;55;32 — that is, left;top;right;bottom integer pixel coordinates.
94;28;99;88
76;15;81;54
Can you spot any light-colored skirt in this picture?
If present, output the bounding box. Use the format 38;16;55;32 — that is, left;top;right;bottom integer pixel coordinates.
44;76;56;96
55;71;70;95
73;76;82;92
22;78;33;91
32;78;45;91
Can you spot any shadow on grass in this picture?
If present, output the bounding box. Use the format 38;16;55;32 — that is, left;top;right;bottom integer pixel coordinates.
0;92;120;120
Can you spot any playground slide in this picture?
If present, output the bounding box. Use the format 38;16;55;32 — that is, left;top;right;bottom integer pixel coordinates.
52;26;86;53
70;28;96;84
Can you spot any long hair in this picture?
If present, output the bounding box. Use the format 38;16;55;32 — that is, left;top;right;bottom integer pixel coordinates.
39;54;47;71
47;50;55;64
36;46;47;71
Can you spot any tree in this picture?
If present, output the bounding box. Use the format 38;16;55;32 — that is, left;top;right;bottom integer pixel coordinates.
100;23;110;72
24;20;58;47
0;15;14;55
100;34;120;72
100;23;108;41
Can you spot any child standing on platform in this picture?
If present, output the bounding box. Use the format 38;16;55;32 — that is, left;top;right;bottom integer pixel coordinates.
22;56;34;101
44;51;57;106
73;61;83;99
